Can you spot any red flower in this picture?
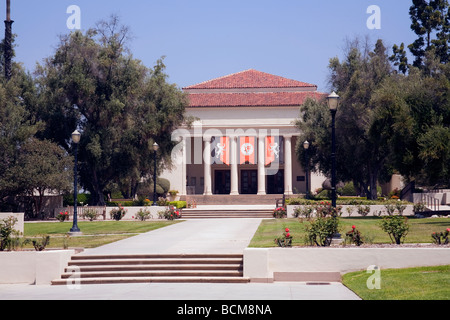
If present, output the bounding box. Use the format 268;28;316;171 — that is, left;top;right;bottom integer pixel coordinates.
447;228;450;232
352;225;356;229
286;233;290;238
285;228;290;233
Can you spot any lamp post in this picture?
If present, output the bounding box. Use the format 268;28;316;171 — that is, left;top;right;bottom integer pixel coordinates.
70;130;81;234
4;0;13;81
327;92;340;208
303;141;310;200
152;142;159;206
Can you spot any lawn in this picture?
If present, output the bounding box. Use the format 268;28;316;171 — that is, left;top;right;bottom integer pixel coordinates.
22;220;183;249
342;265;450;300
248;217;450;247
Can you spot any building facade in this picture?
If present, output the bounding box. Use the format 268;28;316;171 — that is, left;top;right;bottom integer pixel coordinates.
163;69;327;198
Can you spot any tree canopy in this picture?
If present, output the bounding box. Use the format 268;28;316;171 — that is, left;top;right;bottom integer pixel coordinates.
35;16;188;205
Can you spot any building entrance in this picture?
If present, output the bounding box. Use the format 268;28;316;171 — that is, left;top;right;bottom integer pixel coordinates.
267;170;284;194
241;170;258;194
214;170;231;194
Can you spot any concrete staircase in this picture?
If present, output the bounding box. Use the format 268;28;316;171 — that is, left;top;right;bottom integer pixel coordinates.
51;254;249;285
181;208;274;219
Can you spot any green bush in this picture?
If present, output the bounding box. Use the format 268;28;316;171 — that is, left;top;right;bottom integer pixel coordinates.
169;201;187;209
304;216;340;247
0;216;20;251
380;215;409;244
157;178;170;194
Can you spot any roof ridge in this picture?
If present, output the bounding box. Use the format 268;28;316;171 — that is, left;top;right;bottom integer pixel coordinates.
183;69;255;90
183;69;316;90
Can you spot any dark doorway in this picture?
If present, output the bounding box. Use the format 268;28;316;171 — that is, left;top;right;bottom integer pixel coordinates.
214;170;231;194
241;170;258;194
267;170;284;194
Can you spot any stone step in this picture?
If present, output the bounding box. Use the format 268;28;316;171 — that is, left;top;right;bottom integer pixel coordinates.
61;270;243;279
52;253;248;285
52;276;250;285
68;258;243;266
181;209;274;219
68;264;243;272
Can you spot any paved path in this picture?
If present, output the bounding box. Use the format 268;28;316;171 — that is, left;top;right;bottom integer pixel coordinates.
80;218;263;255
0;218;361;301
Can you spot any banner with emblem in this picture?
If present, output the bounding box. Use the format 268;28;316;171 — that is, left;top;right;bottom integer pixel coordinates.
239;136;256;164
265;136;283;166
211;136;230;165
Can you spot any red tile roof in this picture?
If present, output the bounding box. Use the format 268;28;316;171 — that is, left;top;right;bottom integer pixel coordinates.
184;69;325;107
187;91;327;107
184;69;317;90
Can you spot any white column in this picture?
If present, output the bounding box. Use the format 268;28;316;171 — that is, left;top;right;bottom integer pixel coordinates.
203;136;212;195
284;135;293;195
257;135;266;195
181;136;187;196
230;136;239;195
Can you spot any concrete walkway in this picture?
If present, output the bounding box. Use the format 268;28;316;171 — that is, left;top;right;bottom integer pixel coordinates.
0;218;361;301
80;218;263;255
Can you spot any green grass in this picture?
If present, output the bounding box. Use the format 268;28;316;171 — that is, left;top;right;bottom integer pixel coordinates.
22;220;183;249
248;217;450;247
342;265;450;300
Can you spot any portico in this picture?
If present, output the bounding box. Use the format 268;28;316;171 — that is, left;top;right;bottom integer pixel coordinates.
163;69;327;199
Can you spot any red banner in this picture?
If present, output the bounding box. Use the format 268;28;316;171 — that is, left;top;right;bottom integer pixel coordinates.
239;136;256;164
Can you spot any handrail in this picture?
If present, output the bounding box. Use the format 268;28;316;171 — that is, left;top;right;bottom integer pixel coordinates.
421;194;440;212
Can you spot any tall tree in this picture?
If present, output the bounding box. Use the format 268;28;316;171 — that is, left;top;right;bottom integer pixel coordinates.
392;0;450;73
35;16;188;205
297;39;394;200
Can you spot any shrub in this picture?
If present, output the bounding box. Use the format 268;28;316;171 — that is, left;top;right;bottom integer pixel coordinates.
431;229;449;245
157;197;170;206
31;235;50;252
294;205;315;219
110;205;127;221
0;217;20;251
345;225;364;246
56;211;69;222
275;228;293;247
135;208;152;221
273;207;287;218
395;202;407;215
356;205;371;217
413;202;427;214
380;215;409;245
169;201;187;209
158;207;182;220
304;216;340;247
384;203;396;216
82;208;99;221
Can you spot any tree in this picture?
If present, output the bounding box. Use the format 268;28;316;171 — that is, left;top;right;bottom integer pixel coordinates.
35;16;188;205
297;38;394;200
0;68;41;211
10;138;73;218
392;0;449;72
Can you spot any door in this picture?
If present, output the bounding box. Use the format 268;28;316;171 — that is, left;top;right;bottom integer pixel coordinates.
214;170;231;194
241;170;258;194
267;170;284;194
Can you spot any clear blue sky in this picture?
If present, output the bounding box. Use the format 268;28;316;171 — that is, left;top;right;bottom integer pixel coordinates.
4;0;416;92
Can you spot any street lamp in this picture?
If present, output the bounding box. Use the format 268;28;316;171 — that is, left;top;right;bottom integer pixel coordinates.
303;141;310;200
327;92;340;208
152;142;159;206
70;130;81;234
